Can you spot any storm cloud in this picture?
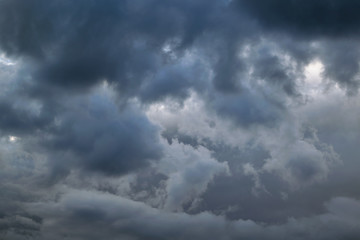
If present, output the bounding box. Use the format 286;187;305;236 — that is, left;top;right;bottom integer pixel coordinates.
0;0;360;239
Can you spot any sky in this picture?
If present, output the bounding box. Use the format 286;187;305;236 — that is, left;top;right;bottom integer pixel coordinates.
0;0;360;239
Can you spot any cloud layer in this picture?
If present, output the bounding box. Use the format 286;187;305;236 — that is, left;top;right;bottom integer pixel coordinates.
1;0;360;239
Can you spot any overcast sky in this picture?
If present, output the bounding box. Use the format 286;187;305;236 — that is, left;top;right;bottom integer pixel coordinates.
1;0;360;239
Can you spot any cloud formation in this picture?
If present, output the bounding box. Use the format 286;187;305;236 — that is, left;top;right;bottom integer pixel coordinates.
1;0;360;239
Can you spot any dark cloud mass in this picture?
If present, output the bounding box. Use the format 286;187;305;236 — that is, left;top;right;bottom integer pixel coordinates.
238;0;360;36
0;0;360;239
42;94;163;176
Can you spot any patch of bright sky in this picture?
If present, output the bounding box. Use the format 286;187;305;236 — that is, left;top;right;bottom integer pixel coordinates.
8;135;19;143
0;54;16;66
302;59;325;98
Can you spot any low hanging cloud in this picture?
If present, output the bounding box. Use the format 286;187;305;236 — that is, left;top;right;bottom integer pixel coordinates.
1;0;360;239
40;89;163;177
20;189;360;240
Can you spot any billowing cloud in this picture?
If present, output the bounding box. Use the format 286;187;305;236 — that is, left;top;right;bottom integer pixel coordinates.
18;190;360;240
40;87;163;176
0;0;360;239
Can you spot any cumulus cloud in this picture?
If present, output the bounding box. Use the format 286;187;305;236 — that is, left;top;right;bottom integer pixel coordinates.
0;0;360;239
159;141;229;211
15;189;360;240
40;87;163;177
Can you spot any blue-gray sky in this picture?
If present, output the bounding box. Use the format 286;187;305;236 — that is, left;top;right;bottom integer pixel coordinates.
1;0;360;239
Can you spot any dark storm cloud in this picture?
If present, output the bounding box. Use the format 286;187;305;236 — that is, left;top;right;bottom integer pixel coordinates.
0;0;156;91
0;101;52;135
0;0;338;134
0;0;241;98
235;0;360;92
0;0;359;103
0;0;281;131
1;0;360;239
41;94;163;176
237;0;360;37
0;68;162;179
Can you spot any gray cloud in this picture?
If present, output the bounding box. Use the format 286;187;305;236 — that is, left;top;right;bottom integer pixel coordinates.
237;0;360;37
40;90;163;177
18;190;360;240
0;0;360;239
